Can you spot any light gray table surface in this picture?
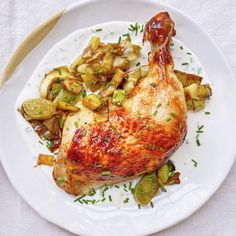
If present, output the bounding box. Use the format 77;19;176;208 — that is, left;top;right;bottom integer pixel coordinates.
0;0;235;235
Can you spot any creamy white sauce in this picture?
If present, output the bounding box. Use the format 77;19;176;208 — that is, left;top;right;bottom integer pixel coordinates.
15;21;209;210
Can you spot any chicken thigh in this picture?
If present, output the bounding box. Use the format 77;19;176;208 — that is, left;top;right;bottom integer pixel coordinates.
53;12;187;195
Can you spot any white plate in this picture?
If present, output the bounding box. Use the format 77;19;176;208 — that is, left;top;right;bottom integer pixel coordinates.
0;1;236;235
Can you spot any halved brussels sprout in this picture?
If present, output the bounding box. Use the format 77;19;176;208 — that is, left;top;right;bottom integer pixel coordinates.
103;69;125;96
86;50;105;63
88;35;100;51
57;101;80;112
81;74;100;92
140;65;149;77
111;69;125;87
174;69;202;87
112;89;126;106
78;64;101;92
122;41;141;61
71;36;101;70
184;83;205;111
134;172;159;206
113;57;130;71
103;82;115;96
196;84;212;98
23;98;56;120
59;113;67;129
51;83;63;100
64;79;83;94
157;164;169;184
53;89;79;105
123;67;142;93
101;52;114;73
82;94;101;110
71;55;84;70
40;66;72;99
174;70;212;111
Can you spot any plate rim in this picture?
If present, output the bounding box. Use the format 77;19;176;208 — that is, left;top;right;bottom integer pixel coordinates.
0;0;236;235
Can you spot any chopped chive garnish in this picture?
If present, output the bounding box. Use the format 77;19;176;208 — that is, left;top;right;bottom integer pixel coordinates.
122;33;131;42
118;36;122;44
101;197;106;202
205;111;210;115
38;140;43;145
124;184;127;188
102;171;110;176
140;25;144;33
170;112;176;117
82;199;88;204
128;23;143;35
135;23;139;35
159;146;164;151
108;195;112;202
81;91;87;98
74;195;85;202
46;141;53;149
150;201;154;208
170;42;174;47
181;62;189;66
136;62;140;67
102;186;109;197
66;127;69;131
153;110;158;116
114;185;120;188
138;204;142;209
192;159;198;167
196;130;203;133
180;46;183;50
123;197;129;203
166;117;171;122
128;181;132;190
123;189;128;192
196;139;201;146
131;188;135;195
157;103;161;108
198;125;204;131
128;23;136;32
187;52;192;55
95;28;102;32
88;188;96;196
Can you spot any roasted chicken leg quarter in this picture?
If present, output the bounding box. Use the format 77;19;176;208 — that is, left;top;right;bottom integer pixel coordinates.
53;12;187;195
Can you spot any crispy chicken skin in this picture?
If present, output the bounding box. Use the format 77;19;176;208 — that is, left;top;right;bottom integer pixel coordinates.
53;12;187;195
